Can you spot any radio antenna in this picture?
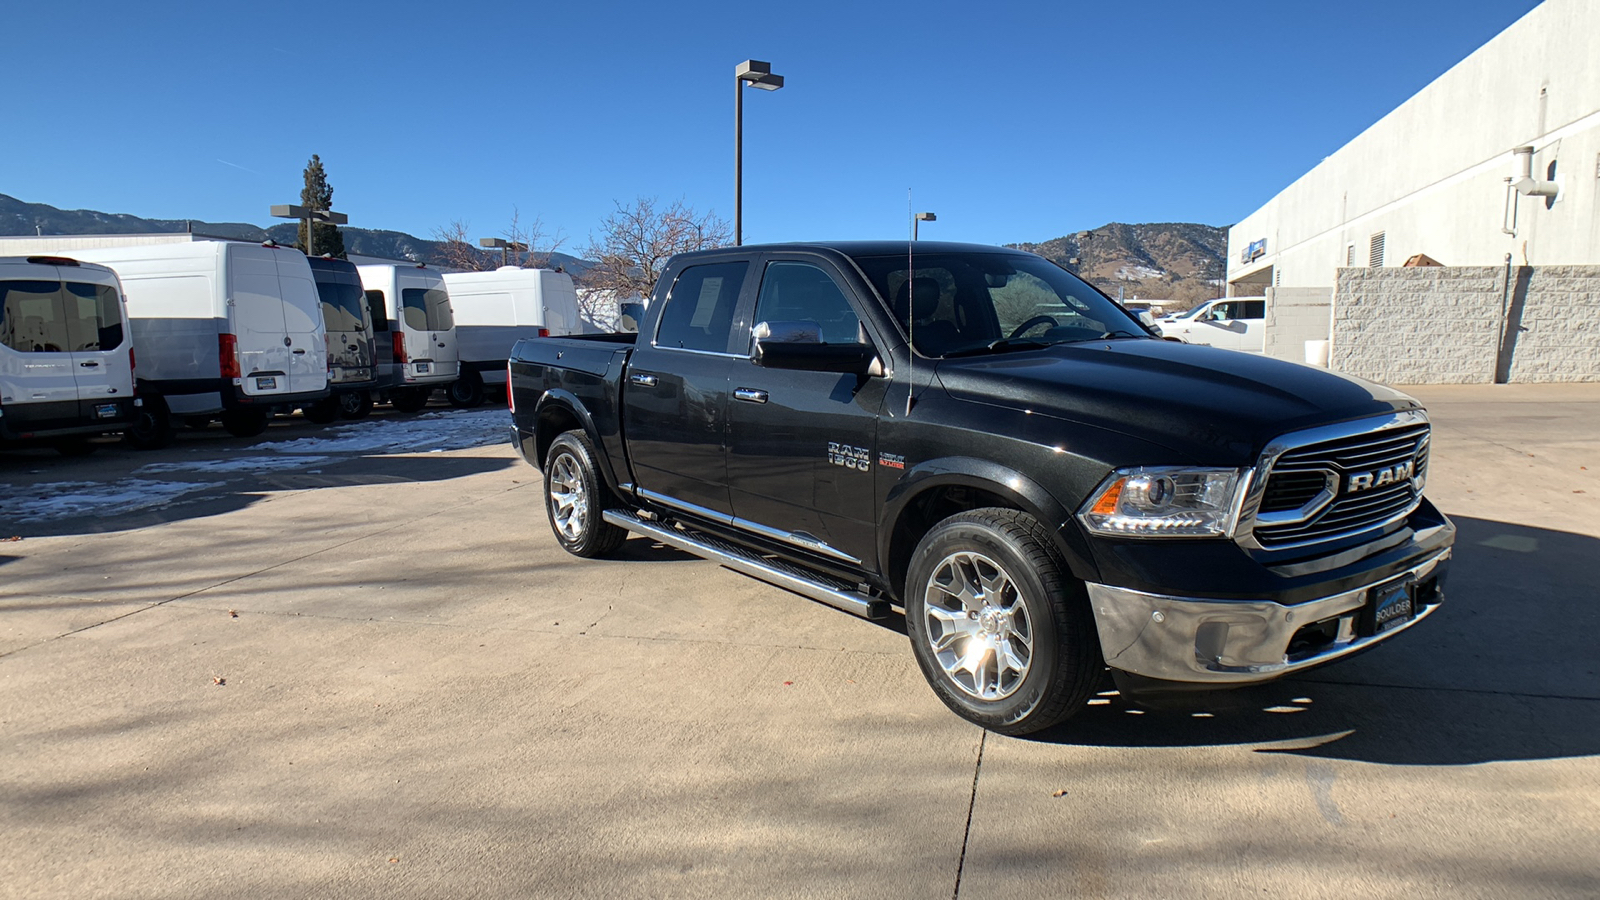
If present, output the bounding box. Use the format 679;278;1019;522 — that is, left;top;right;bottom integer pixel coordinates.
906;189;914;416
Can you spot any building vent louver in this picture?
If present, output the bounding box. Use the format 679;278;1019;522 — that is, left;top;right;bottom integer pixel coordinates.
1368;232;1386;268
1345;244;1356;266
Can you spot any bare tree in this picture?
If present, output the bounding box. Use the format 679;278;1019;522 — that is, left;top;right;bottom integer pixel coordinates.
430;219;490;271
502;206;567;269
578;197;730;326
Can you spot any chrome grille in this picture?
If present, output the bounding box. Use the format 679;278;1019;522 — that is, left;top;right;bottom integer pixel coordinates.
1252;421;1429;549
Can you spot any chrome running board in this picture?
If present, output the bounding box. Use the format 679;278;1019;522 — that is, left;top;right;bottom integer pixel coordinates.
603;509;890;619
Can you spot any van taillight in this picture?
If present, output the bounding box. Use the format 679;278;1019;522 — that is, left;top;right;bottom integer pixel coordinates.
392;332;408;364
507;360;515;412
538;327;550;338
129;347;136;371
219;334;241;379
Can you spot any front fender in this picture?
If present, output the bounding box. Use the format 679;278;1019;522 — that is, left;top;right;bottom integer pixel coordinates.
879;455;1102;587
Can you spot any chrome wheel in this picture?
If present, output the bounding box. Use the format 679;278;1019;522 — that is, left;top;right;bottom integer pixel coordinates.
923;551;1033;701
548;452;589;542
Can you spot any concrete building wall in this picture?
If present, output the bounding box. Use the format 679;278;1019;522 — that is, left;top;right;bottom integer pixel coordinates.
1330;265;1600;384
1263;286;1333;362
1227;0;1600;293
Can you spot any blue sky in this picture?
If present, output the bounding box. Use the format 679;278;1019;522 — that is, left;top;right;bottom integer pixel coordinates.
6;0;1541;250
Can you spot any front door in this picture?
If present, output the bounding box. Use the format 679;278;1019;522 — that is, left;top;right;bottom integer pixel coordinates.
726;257;885;566
622;259;752;520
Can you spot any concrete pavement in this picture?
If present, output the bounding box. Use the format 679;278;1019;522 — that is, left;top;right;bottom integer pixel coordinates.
1;386;1596;898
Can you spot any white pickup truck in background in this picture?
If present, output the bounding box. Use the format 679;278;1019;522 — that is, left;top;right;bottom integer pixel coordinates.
1155;297;1266;352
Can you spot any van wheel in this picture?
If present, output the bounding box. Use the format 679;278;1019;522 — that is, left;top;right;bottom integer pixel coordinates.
904;508;1101;736
339;391;372;420
390;388;429;413
447;373;483;408
303;397;340;424
53;437;96;457
125;397;175;450
544;430;627;558
221;409;269;438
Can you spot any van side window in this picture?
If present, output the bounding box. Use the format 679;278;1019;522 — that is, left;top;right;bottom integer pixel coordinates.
655;262;748;352
402;288;454;331
752;262;861;346
62;281;124;351
364;290;389;332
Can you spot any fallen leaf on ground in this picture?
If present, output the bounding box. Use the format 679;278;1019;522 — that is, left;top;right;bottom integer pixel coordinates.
1052;789;1068;798
388;857;400;864
213;676;226;686
2;536;20;542
228;610;238;618
783;681;794;686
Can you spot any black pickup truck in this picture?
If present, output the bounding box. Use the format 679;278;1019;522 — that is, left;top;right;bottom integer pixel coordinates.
508;241;1453;734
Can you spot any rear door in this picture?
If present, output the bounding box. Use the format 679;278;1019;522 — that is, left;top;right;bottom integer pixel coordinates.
1237;299;1266;352
228;246;295;397
274;254;328;395
0;272;78;419
399;274;458;379
365;288;397;385
621;259;751;519
60;274;133;419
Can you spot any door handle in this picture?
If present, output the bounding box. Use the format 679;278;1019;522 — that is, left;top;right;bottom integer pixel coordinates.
293;349;307;354
733;388;768;404
629;373;659;387
79;361;100;367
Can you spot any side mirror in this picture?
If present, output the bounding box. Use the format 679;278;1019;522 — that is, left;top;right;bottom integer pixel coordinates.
752;320;878;374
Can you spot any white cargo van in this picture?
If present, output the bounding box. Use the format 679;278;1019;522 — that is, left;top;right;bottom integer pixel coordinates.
70;241;329;445
439;267;580;407
0;256;137;454
356;264;458;412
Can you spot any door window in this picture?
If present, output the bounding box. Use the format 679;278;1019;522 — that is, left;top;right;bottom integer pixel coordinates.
752;262;861;345
1;280;69;352
364;290;390;331
62;281;124;351
655;262;748;352
402;287;454;331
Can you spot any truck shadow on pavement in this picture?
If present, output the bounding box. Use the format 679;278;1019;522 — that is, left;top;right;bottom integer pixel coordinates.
1031;516;1600;766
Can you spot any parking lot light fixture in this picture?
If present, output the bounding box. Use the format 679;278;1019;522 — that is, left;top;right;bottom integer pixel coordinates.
914;212;936;240
735;59;784;246
270;204;347;257
479;237;529;268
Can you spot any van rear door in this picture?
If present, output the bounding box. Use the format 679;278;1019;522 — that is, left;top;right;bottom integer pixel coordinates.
60;275;133;420
0;271;79;420
229;246;295;397
399;276;457;380
275;254;328;396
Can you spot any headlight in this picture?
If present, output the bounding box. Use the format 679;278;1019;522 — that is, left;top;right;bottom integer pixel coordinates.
1079;466;1248;538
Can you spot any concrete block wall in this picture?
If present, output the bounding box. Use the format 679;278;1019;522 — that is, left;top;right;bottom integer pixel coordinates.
1263;287;1334;363
1329;265;1600;384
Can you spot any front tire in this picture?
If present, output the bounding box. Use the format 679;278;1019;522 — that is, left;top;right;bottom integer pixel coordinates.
543;430;627;558
904;508;1101;735
447;372;483;408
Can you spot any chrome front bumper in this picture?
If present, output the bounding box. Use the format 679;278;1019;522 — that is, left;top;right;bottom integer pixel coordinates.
1086;550;1448;684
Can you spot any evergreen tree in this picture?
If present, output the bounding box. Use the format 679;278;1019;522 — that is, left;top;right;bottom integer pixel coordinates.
297;154;346;259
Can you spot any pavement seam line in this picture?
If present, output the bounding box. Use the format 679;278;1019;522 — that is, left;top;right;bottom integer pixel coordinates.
951;729;986;900
0;480;531;660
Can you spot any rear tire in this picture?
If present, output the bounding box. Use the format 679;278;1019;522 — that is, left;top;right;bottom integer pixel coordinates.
389;388;429;413
221;409;269;438
904;508;1101;736
303;397;340;424
124;397;175;450
338;390;372;420
447;372;484;408
543;430;627;558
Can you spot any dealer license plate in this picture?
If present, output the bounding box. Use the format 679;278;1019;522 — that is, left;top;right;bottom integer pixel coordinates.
94;403;120;419
256;376;277;390
1366;577;1416;636
414;363;430;374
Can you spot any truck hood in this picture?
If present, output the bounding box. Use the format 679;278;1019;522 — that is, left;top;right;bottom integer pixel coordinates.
932;339;1420;465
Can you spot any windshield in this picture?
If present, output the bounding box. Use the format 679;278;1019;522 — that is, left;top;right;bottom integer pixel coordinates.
848;251;1149;357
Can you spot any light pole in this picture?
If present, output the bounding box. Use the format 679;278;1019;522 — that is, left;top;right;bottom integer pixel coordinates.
479;237;528;267
914;211;936;240
270;204;347;257
735;59;784;246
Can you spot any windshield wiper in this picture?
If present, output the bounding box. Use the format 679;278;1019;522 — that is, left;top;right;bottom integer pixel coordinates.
940;337;1053;358
1098;329;1147;340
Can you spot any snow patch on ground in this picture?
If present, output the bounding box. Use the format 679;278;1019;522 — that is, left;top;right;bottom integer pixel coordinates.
135;455;332;475
0;479;212;523
263;410;509;456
